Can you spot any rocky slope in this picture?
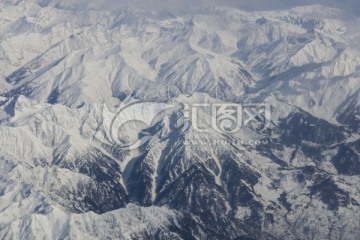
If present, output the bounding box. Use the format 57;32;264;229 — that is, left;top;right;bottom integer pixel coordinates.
0;1;360;239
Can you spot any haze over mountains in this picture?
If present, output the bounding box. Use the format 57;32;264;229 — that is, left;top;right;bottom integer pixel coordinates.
0;0;360;239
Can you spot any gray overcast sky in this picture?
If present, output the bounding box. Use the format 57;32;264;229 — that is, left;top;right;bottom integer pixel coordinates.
57;0;360;16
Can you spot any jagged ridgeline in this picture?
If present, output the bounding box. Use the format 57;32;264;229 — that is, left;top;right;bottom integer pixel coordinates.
0;1;360;239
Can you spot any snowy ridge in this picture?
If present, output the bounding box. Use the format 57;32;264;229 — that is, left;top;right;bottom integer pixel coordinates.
0;1;360;239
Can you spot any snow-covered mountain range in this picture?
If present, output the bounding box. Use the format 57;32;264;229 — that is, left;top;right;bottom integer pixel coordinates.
0;0;360;239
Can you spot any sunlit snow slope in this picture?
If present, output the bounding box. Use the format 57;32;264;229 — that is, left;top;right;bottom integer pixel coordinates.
1;1;360;239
